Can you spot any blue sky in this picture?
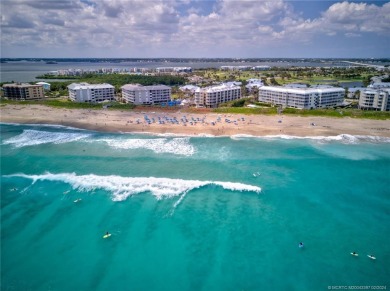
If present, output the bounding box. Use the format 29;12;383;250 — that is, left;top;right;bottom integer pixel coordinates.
1;0;389;58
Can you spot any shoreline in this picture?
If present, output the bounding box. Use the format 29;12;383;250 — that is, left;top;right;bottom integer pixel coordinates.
1;104;390;138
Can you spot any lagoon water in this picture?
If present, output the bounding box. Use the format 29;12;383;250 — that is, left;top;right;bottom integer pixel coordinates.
0;59;366;83
1;123;389;290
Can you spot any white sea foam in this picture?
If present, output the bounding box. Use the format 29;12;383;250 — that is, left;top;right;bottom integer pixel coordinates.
4;172;261;202
134;131;217;138
2;129;90;148
95;137;195;156
230;134;257;140
0;122;87;131
231;134;390;144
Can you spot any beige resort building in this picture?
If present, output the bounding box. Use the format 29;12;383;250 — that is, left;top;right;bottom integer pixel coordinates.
2;83;44;100
194;83;241;108
359;88;390;111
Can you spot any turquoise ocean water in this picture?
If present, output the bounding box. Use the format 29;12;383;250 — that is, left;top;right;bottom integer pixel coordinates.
1;123;389;290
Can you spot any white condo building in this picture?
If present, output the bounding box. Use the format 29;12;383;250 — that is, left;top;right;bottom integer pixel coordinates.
194;83;241;108
258;85;345;109
359;88;390;111
368;82;390;89
67;83;115;103
156;67;192;73
121;84;171;105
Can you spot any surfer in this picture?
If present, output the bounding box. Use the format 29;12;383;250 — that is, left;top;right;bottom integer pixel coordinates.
103;231;111;239
299;242;304;248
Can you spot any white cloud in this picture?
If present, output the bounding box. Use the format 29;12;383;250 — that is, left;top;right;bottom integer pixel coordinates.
0;0;389;57
279;1;390;40
345;32;361;38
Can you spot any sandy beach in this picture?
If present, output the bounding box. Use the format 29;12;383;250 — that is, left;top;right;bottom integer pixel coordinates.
1;104;390;137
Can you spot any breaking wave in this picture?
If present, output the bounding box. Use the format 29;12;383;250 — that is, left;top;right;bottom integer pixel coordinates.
4;172;261;202
2;128;195;156
231;134;390;144
0;122;86;131
95;137;195;156
2;129;90;148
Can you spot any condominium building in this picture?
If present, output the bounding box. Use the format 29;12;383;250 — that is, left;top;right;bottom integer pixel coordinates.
194;83;241;108
246;79;263;92
347;87;365;99
359;88;390;111
67;83;115;103
36;82;51;91
121;84;171;105
2;83;44;100
258;85;345;109
156;67;192;73
220;66;252;71
368;82;390;89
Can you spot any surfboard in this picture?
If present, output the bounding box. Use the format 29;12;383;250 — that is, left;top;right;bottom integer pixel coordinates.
367;255;376;260
103;234;111;239
351;253;358;256
74;199;82;203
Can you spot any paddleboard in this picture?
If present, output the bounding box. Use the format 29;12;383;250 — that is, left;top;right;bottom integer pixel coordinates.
351;253;358;256
103;234;111;239
367;255;376;260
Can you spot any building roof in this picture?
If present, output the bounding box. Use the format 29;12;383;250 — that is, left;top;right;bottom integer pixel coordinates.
3;83;43;88
369;82;390;88
196;83;241;93
67;83;114;90
260;85;345;94
121;84;171;90
225;81;242;86
179;85;200;91
348;87;365;92
363;88;390;94
247;78;262;83
284;83;308;89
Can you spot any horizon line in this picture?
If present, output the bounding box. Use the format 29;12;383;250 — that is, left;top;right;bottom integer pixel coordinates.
2;57;390;59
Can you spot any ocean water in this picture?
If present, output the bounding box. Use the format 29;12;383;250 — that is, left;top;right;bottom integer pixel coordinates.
1;123;389;290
